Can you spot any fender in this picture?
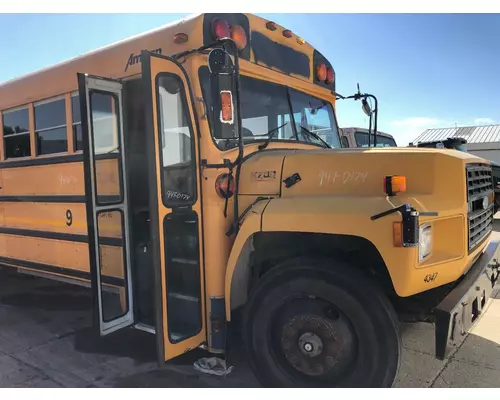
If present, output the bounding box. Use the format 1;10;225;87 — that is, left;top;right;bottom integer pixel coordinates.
224;198;271;319
224;195;483;319
224;195;417;319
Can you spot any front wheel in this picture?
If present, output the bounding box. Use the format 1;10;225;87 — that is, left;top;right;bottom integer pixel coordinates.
242;258;401;388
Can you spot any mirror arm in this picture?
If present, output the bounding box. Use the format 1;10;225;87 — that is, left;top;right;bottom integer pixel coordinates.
360;93;379;147
364;94;379;147
335;87;379;147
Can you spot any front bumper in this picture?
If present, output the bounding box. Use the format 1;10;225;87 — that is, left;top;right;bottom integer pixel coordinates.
434;239;500;360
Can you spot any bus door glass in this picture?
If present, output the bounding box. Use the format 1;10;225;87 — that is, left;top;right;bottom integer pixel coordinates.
77;74;135;335
141;52;206;362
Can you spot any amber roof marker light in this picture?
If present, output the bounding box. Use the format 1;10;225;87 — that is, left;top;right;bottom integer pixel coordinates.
173;33;188;44
266;21;277;31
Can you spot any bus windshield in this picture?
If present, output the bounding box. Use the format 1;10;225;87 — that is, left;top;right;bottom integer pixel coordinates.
355;131;396;147
200;68;341;150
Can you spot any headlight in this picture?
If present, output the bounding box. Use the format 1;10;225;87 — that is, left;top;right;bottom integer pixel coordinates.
419;223;433;262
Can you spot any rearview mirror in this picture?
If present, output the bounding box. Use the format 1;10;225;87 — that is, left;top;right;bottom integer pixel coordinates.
208;48;235;75
208;48;239;139
361;98;372;116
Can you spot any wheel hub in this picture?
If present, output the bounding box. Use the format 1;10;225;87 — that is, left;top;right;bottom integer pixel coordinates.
298;332;323;357
279;307;357;379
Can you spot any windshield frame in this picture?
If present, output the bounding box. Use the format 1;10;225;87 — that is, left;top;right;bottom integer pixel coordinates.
198;66;341;151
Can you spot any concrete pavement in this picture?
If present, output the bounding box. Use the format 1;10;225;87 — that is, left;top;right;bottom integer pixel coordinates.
395;287;500;387
394;222;500;388
1;229;500;387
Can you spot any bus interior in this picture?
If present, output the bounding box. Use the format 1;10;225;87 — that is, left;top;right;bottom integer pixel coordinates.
121;77;155;329
113;73;202;340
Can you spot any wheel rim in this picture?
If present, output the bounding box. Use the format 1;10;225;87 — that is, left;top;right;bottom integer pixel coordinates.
271;297;359;383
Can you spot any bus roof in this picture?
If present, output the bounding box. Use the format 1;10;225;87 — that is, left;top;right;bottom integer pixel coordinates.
0;13;202;110
0;14;200;91
0;13;334;112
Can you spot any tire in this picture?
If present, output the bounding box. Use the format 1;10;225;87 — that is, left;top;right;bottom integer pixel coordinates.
242;257;401;388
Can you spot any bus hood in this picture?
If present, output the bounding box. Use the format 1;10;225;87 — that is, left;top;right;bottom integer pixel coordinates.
237;147;489;207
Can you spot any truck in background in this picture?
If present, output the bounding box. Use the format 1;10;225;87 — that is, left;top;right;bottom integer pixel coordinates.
340;127;397;148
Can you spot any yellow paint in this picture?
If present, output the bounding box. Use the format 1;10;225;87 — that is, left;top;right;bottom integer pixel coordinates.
148;55;207;361
0;13;496;367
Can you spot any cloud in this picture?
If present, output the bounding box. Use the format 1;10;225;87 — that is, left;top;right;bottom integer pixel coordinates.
389;117;450;145
474;117;495;125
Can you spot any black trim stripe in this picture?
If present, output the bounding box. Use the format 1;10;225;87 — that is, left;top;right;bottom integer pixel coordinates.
0;152;119;170
0;195;121;203
0;256;124;287
0;226;123;246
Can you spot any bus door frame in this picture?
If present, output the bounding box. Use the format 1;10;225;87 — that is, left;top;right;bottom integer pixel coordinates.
141;51;207;365
77;73;135;336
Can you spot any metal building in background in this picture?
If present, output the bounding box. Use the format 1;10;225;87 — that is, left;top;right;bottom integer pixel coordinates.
411;124;500;164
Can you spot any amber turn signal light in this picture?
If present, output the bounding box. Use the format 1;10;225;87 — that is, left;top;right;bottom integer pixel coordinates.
220;90;234;123
393;222;403;247
384;176;407;196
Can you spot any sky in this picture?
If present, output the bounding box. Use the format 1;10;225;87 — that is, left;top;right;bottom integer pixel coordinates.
1;13;500;146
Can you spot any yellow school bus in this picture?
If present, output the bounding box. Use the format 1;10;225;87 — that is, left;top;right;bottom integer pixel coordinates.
1;13;499;388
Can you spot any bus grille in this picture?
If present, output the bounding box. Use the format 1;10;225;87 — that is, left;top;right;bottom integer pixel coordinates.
467;164;494;252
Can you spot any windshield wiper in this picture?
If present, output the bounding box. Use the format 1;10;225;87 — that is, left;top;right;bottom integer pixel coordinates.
299;126;331;148
257;122;289;150
218;122;289;151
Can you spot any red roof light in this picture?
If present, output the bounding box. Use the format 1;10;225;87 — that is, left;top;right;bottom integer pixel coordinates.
212;18;231;39
326;67;335;84
316;63;327;81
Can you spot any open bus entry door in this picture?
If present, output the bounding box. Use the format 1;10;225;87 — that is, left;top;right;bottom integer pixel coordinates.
77;73;135;336
141;51;208;363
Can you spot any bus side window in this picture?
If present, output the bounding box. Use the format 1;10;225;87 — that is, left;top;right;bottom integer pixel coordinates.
34;97;68;155
2;107;31;159
157;74;195;206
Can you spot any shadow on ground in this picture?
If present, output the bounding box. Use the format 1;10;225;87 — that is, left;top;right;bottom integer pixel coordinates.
0;218;499;387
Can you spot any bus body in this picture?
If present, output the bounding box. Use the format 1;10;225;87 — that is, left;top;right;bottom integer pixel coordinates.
340;126;397;147
1;13;499;388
